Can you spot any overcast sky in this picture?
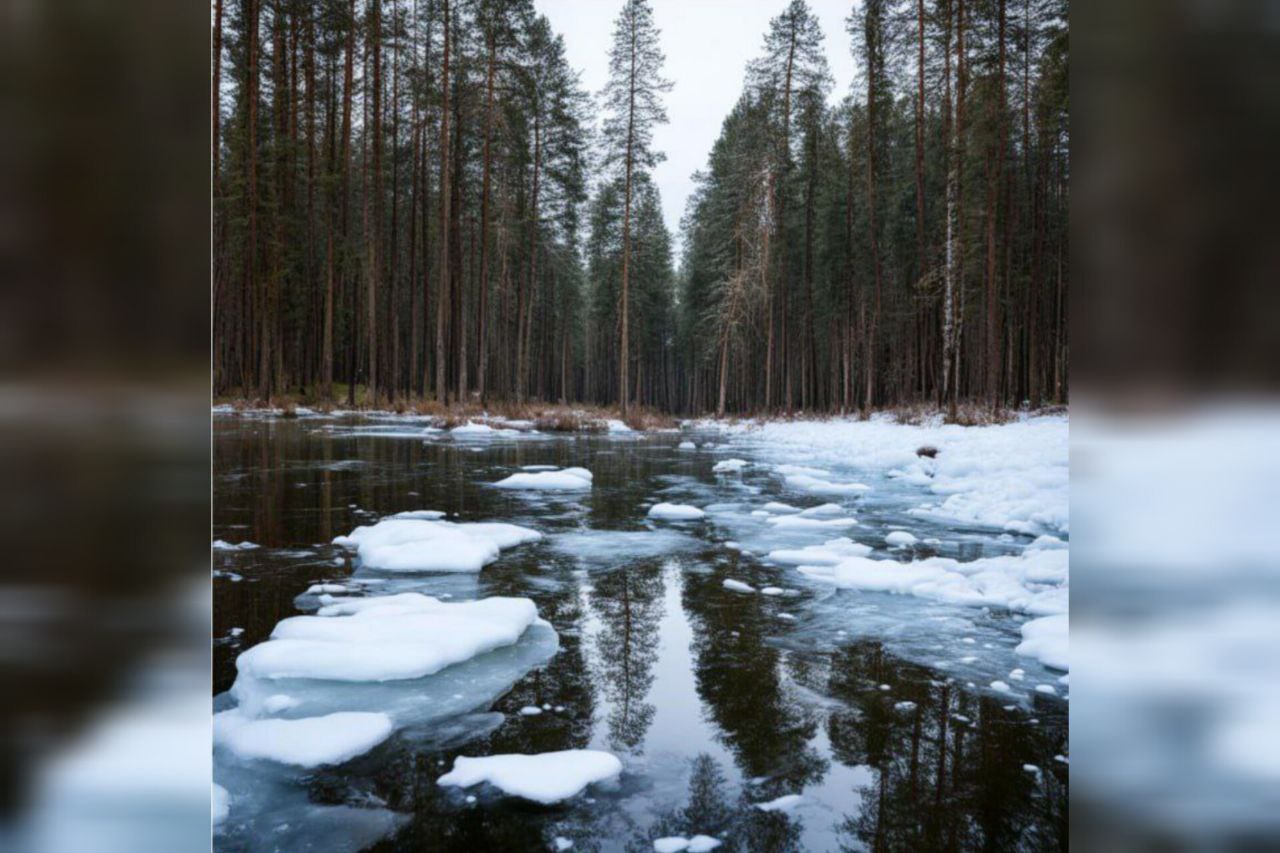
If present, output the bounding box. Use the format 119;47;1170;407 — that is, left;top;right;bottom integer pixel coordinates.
537;0;859;255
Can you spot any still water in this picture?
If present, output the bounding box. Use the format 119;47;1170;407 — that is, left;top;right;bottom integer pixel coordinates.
213;415;1067;852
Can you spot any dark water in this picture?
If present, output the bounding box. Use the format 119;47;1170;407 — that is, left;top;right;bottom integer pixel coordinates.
213;416;1067;852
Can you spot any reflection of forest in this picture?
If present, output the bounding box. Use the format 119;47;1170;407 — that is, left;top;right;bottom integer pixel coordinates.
591;559;666;752
683;558;1067;851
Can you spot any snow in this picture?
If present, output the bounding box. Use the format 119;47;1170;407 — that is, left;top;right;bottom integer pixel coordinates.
606;419;634;433
519;706;543;716
762;502;799;514
236;593;541;682
553;838;575;851
654;837;721;853
305;583;347;594
1015;613;1069;671
712;458;748;473
760;587;784;596
437;750;622;804
214;709;393;767
648;503;706;521
493;467;593;491
797;548;1068;623
720;414;1067;535
722;579;755;594
678;441;697;450
549;529;702;563
213;540;259;551
754;793;803;812
262;694;299;714
768;537;872;566
885;530;919;547
783;473;871;495
521;464;560;471
990;680;1012;693
333;518;541;572
212;783;230;826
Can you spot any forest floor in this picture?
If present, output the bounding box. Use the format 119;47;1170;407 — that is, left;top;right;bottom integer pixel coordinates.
212;386;1065;433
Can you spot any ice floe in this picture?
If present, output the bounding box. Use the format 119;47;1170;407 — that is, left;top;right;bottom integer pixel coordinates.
437;750;622;804
654;836;721;852
333;518;541;572
885;530;919;548
493;467;593;491
648;503;706;521
1016;613;1069;671
213;540;260;551
767;538;872;566
722;579;755;594
712;458;748;473
764;515;856;530
214;709;393;767
754;793;803;812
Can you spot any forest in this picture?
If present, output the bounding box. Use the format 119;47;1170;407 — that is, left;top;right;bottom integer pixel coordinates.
211;0;1068;418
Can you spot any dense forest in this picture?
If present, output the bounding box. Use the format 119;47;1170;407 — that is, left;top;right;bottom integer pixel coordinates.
212;0;1068;417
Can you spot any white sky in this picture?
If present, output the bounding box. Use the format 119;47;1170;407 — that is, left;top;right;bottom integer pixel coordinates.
537;0;859;253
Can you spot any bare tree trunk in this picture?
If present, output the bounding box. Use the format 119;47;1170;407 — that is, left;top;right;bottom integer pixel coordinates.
477;30;496;403
941;0;958;418
435;0;451;403
365;0;383;404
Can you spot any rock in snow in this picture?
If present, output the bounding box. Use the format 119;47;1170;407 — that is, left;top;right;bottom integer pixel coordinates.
437;750;622;804
648;503;706;521
492;467;594;491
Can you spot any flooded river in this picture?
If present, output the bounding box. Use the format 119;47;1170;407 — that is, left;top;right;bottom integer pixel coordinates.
213;414;1067;852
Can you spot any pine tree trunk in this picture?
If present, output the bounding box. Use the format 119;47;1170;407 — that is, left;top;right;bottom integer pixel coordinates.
477;32;496;403
435;0;451;403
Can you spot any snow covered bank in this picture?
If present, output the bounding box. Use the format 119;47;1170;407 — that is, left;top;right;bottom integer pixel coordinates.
437;750;622;804
333;517;541;571
719;413;1067;536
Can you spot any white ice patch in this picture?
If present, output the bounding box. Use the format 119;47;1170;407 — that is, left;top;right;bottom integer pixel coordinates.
391;509;447;520
214;709;392;767
754;793;803;812
212;783;230;827
722;579;755;594
213;540;260;551
765;515;856;531
648;503;706;521
1016;613;1069;671
768;538;872;566
784;474;871;496
333;518;540;572
678;441;697;450
797;548;1068;625
606;419;634;434
654;836;722;853
236;593;541;682
492;467;593;491
437;750;622;804
799;503;846;518
885;531;919;548
548;529;701;563
762;502;799;514
712;458;748;473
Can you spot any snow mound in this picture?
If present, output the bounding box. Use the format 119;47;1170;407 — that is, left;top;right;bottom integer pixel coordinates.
214;709;392;767
768;537;872;566
606;419;634;434
648;503;706;521
712;458;748;473
236;593;540;682
722;579;755;594
885;530;919;547
438;750;622;804
333;518;541;572
493;467;593;491
1016;613;1069;671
